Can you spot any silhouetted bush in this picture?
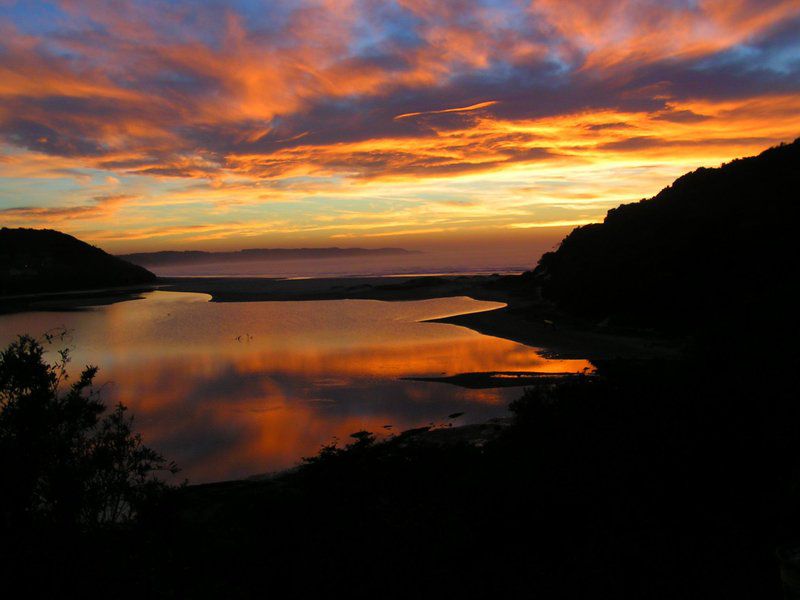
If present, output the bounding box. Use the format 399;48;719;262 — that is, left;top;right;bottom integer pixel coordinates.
0;333;177;533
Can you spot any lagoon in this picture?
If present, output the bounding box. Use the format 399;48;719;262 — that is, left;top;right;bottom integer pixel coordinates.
0;291;591;482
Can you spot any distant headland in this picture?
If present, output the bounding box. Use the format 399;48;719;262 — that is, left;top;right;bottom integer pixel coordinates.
118;247;420;268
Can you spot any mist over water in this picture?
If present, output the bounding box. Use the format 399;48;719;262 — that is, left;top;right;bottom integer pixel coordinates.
141;246;540;278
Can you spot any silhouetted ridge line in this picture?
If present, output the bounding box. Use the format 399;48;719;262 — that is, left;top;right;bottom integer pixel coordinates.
118;246;420;267
531;138;800;335
0;227;156;295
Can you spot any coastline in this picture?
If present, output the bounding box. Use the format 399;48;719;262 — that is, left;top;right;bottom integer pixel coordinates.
165;274;685;361
0;284;156;314
0;273;682;361
158;273;518;303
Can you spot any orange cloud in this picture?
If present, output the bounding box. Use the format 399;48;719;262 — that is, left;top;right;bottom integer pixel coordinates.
0;194;135;224
394;100;500;120
0;1;798;250
530;0;800;70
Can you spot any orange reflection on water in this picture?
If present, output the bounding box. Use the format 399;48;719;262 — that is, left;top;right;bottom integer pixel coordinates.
0;292;592;482
226;336;589;379
105;335;589;482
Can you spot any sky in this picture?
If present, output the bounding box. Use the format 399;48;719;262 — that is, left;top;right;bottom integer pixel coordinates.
0;0;799;255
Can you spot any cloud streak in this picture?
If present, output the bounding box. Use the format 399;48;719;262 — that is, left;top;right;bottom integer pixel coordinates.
394;100;500;120
1;194;135;222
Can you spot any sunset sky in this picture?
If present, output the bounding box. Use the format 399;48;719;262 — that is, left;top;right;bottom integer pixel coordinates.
1;0;799;253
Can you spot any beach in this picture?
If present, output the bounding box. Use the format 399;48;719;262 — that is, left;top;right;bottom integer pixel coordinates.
165;274;682;360
1;273;681;363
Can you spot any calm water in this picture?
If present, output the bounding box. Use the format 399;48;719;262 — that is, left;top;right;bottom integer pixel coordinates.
0;291;591;483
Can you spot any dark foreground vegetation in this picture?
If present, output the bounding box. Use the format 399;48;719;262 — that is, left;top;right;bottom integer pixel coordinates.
0;227;156;295
0;334;178;593
1;335;798;598
170;357;797;599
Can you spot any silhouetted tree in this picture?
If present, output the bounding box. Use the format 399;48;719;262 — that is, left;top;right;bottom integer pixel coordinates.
0;333;177;533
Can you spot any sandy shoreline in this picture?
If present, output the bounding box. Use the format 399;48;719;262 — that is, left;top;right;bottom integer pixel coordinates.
159;273;517;303
163;275;680;360
1;274;681;362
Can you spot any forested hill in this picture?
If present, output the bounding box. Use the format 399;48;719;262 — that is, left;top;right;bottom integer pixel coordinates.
0;228;156;296
532;139;800;336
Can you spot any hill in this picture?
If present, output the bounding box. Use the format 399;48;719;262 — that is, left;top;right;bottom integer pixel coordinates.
118;246;418;268
532;139;800;336
0;228;157;296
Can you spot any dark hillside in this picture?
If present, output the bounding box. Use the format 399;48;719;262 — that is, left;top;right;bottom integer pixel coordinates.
0;228;156;296
532;139;800;337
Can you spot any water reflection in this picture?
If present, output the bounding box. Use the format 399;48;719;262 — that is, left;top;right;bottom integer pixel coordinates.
0;292;591;482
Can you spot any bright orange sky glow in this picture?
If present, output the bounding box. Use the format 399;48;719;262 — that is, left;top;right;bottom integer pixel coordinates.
1;1;799;255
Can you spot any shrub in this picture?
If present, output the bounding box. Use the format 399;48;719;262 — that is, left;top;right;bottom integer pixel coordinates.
0;333;177;532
